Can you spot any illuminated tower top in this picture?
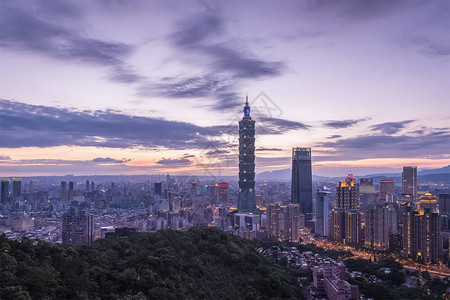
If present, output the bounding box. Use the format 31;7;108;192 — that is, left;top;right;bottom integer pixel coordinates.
243;91;251;117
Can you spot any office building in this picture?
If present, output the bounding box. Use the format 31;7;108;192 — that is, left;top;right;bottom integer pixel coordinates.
62;209;94;245
12;178;21;198
85;180;90;192
217;182;228;203
291;147;313;221
154;182;162;196
402;166;417;201
1;179;9;204
238;93;256;213
379;180;395;202
60;181;67;201
68;181;74;201
315;187;330;237
359;178;375;213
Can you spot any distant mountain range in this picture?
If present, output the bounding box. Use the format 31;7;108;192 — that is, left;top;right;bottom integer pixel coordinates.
256;165;450;182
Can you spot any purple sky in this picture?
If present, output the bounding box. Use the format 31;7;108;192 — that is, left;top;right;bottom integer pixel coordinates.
0;0;449;177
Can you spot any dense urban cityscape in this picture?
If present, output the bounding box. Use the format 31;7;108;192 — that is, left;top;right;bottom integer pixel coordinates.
1;95;449;299
1;1;449;299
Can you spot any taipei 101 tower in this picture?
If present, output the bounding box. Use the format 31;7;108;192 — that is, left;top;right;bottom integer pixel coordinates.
238;92;256;212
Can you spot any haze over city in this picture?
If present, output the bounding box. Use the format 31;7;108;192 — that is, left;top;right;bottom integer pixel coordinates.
1;0;449;177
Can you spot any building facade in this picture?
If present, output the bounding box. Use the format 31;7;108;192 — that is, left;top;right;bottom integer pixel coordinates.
238;93;256;213
316;188;330;237
291;147;313;226
402;166;417;202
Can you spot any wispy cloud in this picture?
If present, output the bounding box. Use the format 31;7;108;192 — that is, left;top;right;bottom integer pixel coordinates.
323;118;368;129
370;120;413;135
139;7;285;109
0;1;142;83
0;100;229;150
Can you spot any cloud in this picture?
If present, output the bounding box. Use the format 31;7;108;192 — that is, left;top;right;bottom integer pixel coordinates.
259;117;310;134
156;157;192;166
256;147;283;151
403;36;450;57
139;8;285;109
92;157;131;164
0;2;142;83
327;135;342;139
370;120;413;135
0;155;11;160
316;130;450;160
206;149;230;156
0;100;230;150
323;118;368;129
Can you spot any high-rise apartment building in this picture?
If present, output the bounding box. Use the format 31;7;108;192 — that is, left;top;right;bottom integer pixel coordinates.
62;209;94;245
402;194;442;264
336;173;358;210
438;193;450;214
365;203;397;250
315;188;330;237
267;203;304;242
330;173;361;246
238;93;256;213
402;166;417;201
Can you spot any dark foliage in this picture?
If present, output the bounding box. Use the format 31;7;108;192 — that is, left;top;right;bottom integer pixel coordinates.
0;227;304;299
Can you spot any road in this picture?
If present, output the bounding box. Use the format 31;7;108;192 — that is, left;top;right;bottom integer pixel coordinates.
301;234;450;277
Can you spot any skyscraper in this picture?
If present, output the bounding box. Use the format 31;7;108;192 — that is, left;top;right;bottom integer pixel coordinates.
238;92;256;213
359;178;375;213
68;181;74;201
291;147;313;223
315;187;330;237
379;180;395;202
218;182;228;203
331;173;361;245
1;179;9;204
12;178;22;198
154;182;162;196
60;181;67;201
85;180;90;192
438;193;450;213
411;194;441;264
365;203;397;251
336;173;358;210
402;166;417;201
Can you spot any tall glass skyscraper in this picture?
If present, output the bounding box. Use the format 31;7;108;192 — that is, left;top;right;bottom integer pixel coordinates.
291;147;312;217
402;166;417;201
238;93;256;212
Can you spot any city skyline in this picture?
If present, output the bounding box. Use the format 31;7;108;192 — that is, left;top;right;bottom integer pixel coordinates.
1;0;449;177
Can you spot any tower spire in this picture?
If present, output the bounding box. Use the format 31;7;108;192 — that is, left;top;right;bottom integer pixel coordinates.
243;92;250;116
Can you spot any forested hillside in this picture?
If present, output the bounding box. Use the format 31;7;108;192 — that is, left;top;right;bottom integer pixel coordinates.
0;227;303;300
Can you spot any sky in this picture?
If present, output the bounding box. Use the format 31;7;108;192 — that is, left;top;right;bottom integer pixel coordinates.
0;0;449;178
